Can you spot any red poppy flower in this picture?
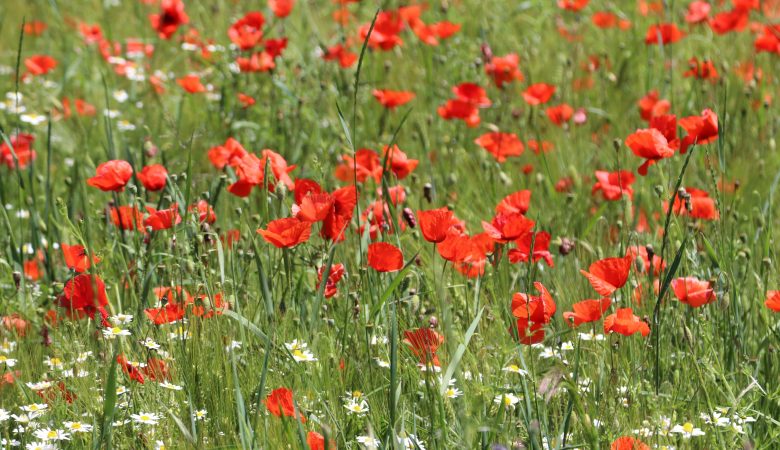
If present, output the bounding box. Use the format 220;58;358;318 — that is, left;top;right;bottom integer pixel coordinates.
667;187;719;220
359;11;404;50
679;109;718;153
765;291;780;312
144;302;186;325
508;231;553;266
403;327;444;367
236;51;276;73
755;25;780;55
496;190;531;215
87;160;133;192
452;82;491;107
257;218;312;248
592;170;634;201
144;205;182;231
522;83;556;105
117;354;146;384
307;432;325;450
482;212;535;243
295;190;335;223
24;55;57;76
137;164;168;191
684;57;718;80
649;114;680;150
61;97;97;118
367;242;403;272
208;137;247;170
382;145;419;179
227;152;265;197
558;0;589;11
475;132;524;163
317;263;345;298
321;186;357;242
228;12;265;50
372;89;415;109
512;282;556;323
23;21;47;36
177;75;207;94
671;277;715;307
685;1;711;24
269;0;294;18
563;298;611;327
709;9;748;34
437;99;481;127
591;12;624;29
61;244;100;273
417;208;457;243
625;128;675;175
323;44;357;68
485;53;523;88
644;23;685;45
335;149;383;184
262;149;296;190
1;314;29;337
625;245;665;276
143;357;170;382
409;19;453;46
149;0;189;39
637;90;670;122
0;133;36;169
436;232;485;270
604;308;650;337
190;200;217;224
59;274;110;324
237;93;256;108
110;206;144;230
611;436;650;450
580;255;632;296
265;387;306;422
23;260;41;281
545;103;574;126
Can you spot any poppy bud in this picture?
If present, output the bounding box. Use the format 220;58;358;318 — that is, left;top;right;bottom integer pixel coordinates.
558;238;575;256
41;324;51;347
144;139;158;158
402;207;416;228
422;183;434;203
12;271;21;289
763;258;772;269
645;245;654;262
480;43;493;62
612;138;622;151
654;185;664;197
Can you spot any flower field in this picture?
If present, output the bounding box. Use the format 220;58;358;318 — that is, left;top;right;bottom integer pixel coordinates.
0;0;779;448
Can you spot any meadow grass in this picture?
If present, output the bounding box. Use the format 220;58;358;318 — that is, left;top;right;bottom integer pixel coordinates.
0;0;779;449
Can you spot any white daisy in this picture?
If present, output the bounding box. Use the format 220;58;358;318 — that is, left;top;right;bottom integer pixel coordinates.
131;412;160;426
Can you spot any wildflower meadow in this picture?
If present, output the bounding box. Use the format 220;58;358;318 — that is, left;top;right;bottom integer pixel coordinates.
0;0;779;448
